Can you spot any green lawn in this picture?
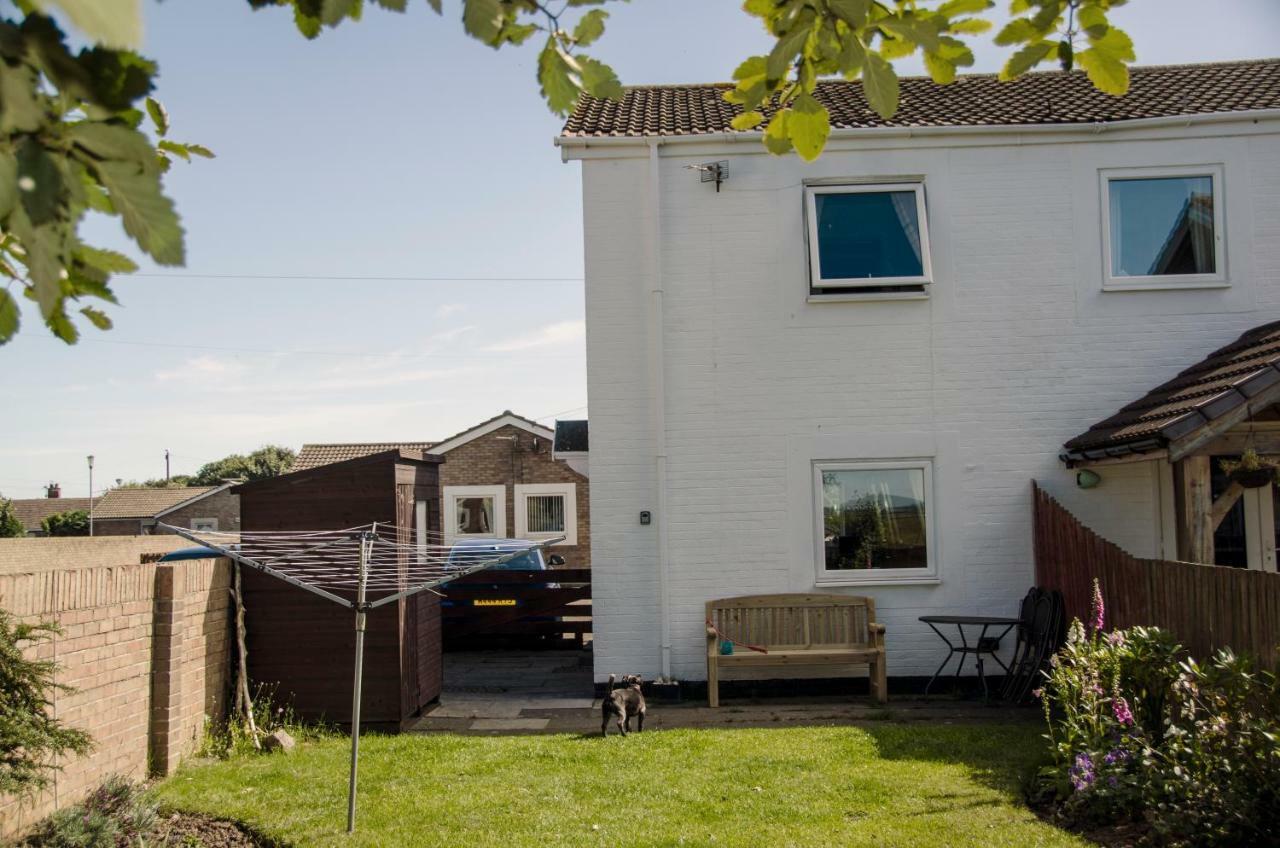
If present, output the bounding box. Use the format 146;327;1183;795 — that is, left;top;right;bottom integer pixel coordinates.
152;724;1086;848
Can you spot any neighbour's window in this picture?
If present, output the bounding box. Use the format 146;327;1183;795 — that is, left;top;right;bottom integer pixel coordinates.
805;183;932;290
514;484;577;546
814;460;935;582
443;485;507;542
455;496;494;535
526;495;565;534
1102;166;1224;288
191;518;218;532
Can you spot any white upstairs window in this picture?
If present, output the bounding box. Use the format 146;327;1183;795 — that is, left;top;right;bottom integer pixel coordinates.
805;183;933;290
1101;165;1226;289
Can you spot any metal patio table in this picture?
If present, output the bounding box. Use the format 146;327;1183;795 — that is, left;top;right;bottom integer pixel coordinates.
919;615;1022;700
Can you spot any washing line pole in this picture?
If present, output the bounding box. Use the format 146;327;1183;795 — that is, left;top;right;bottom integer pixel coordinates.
346;523;373;834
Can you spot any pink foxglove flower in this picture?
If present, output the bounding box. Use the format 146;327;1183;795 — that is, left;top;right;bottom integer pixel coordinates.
1112;693;1134;726
1090;578;1105;633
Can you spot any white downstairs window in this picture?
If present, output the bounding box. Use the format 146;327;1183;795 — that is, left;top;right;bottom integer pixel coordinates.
514;483;577;546
805;182;933;291
814;460;936;584
1101;165;1226;289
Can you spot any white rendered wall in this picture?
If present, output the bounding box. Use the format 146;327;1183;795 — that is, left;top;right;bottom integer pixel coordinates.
571;119;1280;682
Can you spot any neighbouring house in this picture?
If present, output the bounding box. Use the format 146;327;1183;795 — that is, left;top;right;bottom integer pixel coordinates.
10;495;95;536
10;484;240;536
555;60;1280;684
293;410;591;567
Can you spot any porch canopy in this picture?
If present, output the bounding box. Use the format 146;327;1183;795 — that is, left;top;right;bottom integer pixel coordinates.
1062;320;1280;564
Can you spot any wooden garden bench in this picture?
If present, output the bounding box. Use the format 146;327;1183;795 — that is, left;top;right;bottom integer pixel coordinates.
705;593;887;707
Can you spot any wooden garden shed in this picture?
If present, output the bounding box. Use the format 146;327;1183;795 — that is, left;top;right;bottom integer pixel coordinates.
233;449;444;729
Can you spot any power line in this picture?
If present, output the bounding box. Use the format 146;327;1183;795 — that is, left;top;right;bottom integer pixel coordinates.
127;273;584;283
51;337;583;361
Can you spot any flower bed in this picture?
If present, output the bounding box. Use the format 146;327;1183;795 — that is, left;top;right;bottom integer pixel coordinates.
1032;580;1280;846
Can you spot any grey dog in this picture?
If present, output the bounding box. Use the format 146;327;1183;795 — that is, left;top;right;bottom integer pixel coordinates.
601;674;646;737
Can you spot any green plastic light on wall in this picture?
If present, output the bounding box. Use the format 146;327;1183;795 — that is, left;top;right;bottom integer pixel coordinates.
1076;469;1101;489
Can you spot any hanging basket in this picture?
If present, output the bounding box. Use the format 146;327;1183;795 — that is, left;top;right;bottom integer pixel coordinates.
1229;466;1277;489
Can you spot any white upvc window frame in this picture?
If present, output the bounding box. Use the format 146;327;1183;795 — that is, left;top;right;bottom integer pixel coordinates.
813;458;938;586
804;182;933;290
443;485;506;544
191;518;218;532
1100;164;1227;291
514;483;577;546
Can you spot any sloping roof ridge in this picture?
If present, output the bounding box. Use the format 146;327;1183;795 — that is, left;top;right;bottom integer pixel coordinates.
431;410;550;448
618;58;1276;92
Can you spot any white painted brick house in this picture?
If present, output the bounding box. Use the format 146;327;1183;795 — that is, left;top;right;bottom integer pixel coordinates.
555;60;1280;685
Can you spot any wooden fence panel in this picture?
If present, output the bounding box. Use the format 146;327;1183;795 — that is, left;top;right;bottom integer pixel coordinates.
1032;483;1279;668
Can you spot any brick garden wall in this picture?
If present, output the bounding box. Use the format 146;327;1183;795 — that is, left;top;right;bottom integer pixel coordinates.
440;424;591;568
0;537;233;838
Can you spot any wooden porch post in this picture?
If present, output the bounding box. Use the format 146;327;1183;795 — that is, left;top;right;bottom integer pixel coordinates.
1175;455;1214;564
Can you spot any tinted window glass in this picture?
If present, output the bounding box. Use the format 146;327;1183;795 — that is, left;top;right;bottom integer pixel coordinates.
815;190;924;281
821;467;928;571
1109;176;1215;277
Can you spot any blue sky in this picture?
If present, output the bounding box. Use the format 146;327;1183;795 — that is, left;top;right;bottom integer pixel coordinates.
2;0;1278;498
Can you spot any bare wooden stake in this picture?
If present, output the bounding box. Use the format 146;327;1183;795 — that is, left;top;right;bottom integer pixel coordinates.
231;562;260;748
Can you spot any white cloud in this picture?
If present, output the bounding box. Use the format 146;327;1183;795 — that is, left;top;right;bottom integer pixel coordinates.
483;320;585;353
154;355;245;383
434;302;466;319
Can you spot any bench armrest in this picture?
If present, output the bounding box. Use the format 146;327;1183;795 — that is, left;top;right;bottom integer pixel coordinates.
868;623;885;634
868;622;886;650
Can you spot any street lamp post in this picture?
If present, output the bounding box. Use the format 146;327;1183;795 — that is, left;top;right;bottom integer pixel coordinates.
87;455;94;537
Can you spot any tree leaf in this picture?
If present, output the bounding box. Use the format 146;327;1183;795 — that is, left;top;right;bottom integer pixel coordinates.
7;208;66;316
95;160;185;266
44;303;78;344
68;122;156;166
767;14;812;81
1077;45;1129;95
145;97;169;136
424;0;442;12
994;17;1038;46
1000;40;1054;80
79;305;111;330
16;140;64;227
32;0;142;49
924;51;956;85
293;6;323;38
860;52;899;119
538;42;581;116
578;56;622;102
0;149;17;219
763;110;792;155
0;62;45;133
321;0;360;26
732;56;767;82
730;111;764;131
788;93;830;161
373;0;408;9
828;0;871;27
463;0;505;44
75;244;137;275
184;143;216;159
1088;26;1135;62
158;140;192;162
0;288;19;344
573;9;608;46
939;0;993;15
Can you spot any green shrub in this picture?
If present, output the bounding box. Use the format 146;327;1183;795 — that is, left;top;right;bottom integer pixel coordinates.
1;606;92;797
0;496;25;537
1037;580;1280;846
23;776;157;847
40;510;89;537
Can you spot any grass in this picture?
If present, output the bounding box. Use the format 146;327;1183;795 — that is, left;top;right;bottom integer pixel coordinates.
151;723;1088;848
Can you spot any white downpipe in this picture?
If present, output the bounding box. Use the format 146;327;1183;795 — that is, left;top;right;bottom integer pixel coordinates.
646;138;672;679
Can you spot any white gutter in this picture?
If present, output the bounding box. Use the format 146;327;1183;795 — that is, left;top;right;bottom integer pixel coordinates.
645;138;672;680
555;108;1280;151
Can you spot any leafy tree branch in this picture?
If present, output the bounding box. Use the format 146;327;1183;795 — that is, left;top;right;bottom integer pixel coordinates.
0;0;1138;347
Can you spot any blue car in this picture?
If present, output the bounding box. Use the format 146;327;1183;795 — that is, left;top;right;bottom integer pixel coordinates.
441;538;563;613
